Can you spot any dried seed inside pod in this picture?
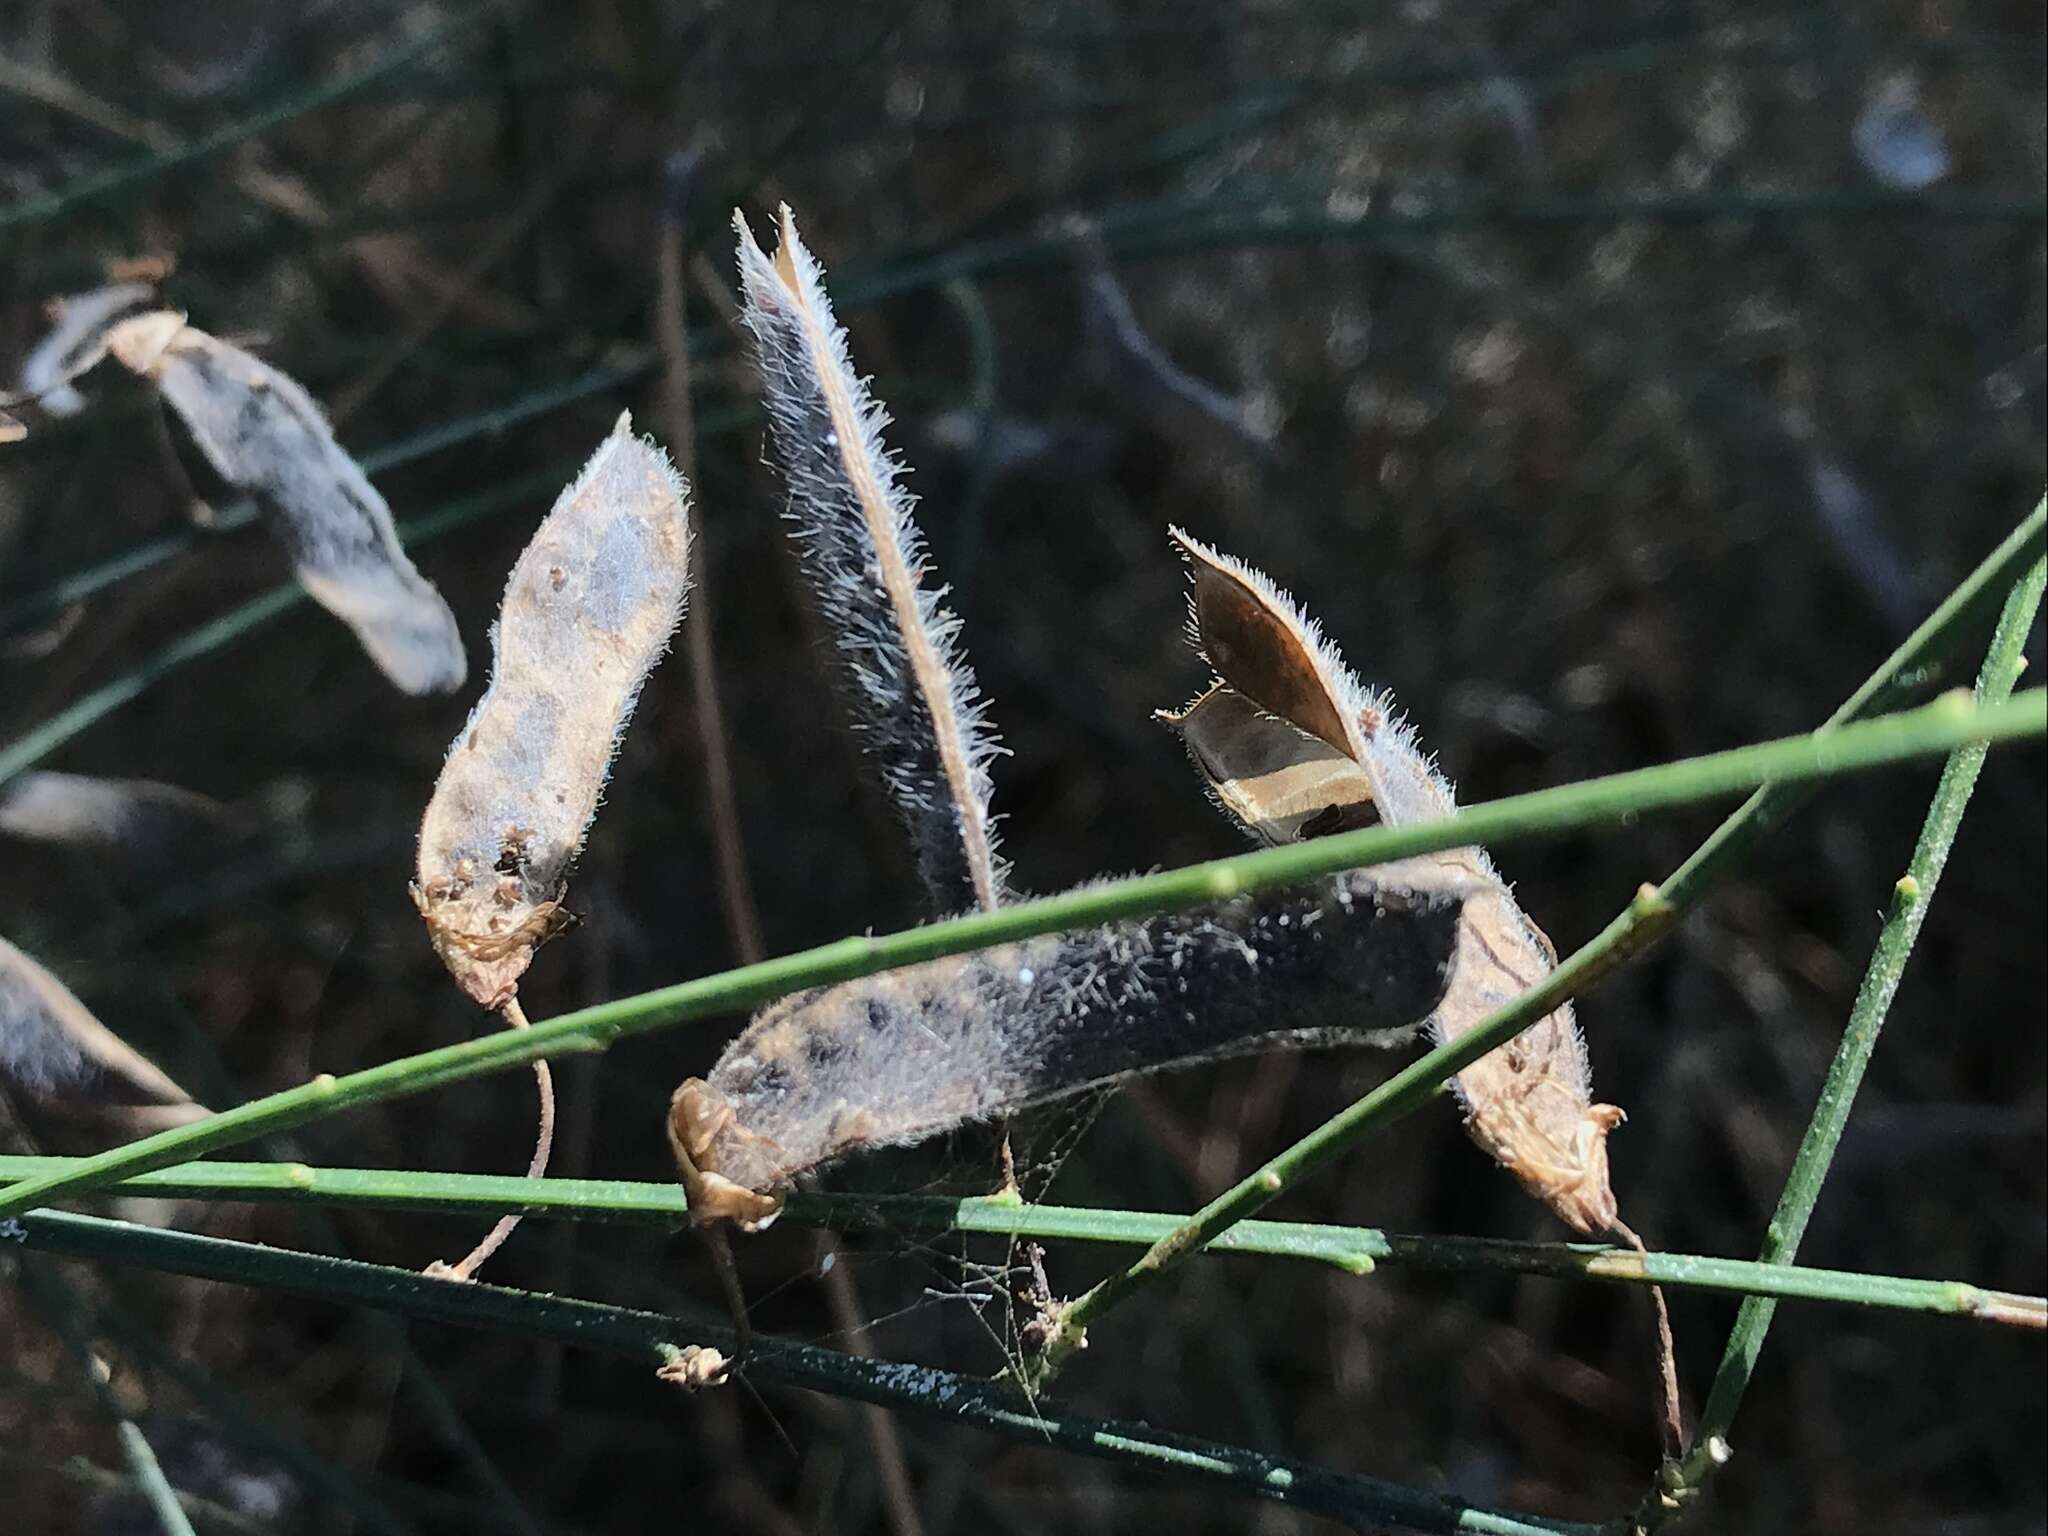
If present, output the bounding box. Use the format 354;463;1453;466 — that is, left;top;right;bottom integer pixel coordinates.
1162;530;1622;1234
1156;684;1378;846
413;413;691;1008
102;311;466;695
670;863;1469;1228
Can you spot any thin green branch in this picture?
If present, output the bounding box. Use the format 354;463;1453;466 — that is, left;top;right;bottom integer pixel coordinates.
1;1155;2037;1327
0;0;517;239
0;687;2037;1225
87;1289;424;1536
10;1209;1598;1536
107;1424;202;1536
1658;552;2048;1519
15;1264;199;1536
1020;502;2047;1385
0;1447;274;1536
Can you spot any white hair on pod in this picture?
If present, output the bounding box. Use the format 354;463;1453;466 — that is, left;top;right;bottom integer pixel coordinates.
670;863;1469;1229
734;205;1006;917
414;412;691;1009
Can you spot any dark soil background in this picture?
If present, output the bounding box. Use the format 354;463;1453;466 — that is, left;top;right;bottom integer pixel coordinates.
2;4;2043;1533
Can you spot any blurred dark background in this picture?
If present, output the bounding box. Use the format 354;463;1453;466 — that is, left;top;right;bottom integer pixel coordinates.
1;3;2043;1533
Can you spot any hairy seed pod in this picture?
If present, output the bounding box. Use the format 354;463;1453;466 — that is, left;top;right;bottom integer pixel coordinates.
735;205;1005;915
102;311;466;695
670;864;1468;1227
413;413;691;1008
11;281;156;417
1161;531;1622;1234
0;936;206;1131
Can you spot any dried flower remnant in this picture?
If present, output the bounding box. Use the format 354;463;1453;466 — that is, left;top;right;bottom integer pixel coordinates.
10;281;157;417
412;413;690;1281
100;311;465;695
670;864;1466;1228
735;205;1006;916
0;936;207;1133
1160;530;1623;1235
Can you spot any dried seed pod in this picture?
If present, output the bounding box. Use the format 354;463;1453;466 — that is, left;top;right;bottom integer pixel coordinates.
735;205;1005;915
0;935;207;1131
670;863;1468;1227
101;311;465;695
10;281;157;417
1162;531;1622;1234
413;412;691;1009
0;771;244;856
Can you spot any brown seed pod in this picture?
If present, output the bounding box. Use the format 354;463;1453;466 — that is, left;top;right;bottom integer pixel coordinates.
670;863;1468;1228
413;412;692;1010
101;311;466;695
0;935;207;1133
1161;530;1622;1235
1156;684;1378;846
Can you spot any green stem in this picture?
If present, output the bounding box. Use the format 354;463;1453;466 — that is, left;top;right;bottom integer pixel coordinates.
0;688;2037;1224
89;1291;422;1536
1020;503;2048;1387
1;1154;2037;1327
108;1424;203;1536
1660;553;2048;1515
16;1264;200;1536
10;1209;1597;1536
0;1448;272;1536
